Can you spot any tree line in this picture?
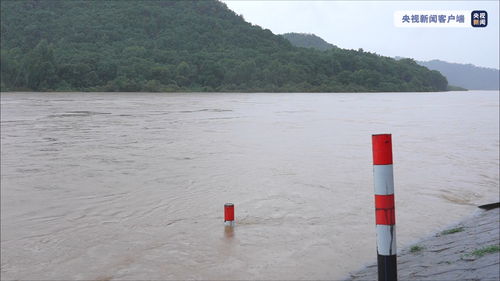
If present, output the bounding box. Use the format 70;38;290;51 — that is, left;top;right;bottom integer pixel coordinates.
0;0;448;92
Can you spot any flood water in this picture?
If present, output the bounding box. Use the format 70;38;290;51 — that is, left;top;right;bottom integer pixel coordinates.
1;91;499;280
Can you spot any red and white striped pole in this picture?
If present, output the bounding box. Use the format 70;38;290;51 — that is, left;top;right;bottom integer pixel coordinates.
372;134;397;281
224;203;235;227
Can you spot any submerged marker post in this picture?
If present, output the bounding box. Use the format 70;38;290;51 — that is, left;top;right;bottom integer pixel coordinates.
372;134;397;281
224;203;235;227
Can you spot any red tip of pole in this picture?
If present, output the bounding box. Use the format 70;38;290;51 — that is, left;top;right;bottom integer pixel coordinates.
372;134;393;165
224;203;234;222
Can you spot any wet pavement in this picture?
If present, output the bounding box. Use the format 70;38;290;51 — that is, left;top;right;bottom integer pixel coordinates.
348;207;500;281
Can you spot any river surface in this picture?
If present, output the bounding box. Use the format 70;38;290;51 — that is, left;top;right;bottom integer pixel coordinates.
1;91;499;280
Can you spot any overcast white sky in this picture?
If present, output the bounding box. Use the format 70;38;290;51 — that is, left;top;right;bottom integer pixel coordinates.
222;1;499;69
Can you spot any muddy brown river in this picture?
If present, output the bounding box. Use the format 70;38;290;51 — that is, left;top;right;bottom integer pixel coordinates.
1;91;498;280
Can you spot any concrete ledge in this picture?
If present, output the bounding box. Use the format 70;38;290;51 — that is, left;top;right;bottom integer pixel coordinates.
347;208;500;281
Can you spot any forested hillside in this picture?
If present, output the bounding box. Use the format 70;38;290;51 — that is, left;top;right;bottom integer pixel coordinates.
418;60;499;90
0;0;448;92
281;33;336;51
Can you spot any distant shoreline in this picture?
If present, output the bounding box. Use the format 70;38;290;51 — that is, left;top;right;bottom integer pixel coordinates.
5;90;495;94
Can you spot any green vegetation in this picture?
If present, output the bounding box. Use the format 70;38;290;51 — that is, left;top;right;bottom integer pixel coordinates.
441;227;465;235
285;33;500;91
410;245;424;253
281;33;336;51
469;245;500;257
0;0;448;92
446;85;468;91
419;59;499;90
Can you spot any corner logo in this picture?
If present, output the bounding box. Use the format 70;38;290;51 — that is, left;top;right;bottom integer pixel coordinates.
471;11;487;27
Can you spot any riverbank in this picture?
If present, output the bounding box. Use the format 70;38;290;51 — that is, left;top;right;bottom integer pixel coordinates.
347;207;500;280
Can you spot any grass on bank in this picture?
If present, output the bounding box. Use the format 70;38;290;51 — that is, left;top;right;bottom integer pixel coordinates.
469;245;500;257
410;245;424;253
441;227;465;235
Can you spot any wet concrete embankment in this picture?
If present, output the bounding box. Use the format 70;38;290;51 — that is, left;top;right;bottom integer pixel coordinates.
348;207;500;281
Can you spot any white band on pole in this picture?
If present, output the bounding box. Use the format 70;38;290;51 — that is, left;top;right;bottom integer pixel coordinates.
373;165;394;195
376;225;397;255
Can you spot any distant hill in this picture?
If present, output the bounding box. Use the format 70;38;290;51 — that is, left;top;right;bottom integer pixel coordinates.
281;33;336;51
0;0;447;92
284;33;499;91
417;60;499;90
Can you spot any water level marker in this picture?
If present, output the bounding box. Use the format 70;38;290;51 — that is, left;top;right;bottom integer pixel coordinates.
372;134;397;281
224;203;235;227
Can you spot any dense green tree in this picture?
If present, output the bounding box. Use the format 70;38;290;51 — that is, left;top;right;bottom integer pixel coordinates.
281;33;337;51
417;59;498;90
1;48;23;89
22;39;58;90
0;0;448;92
151;65;173;85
